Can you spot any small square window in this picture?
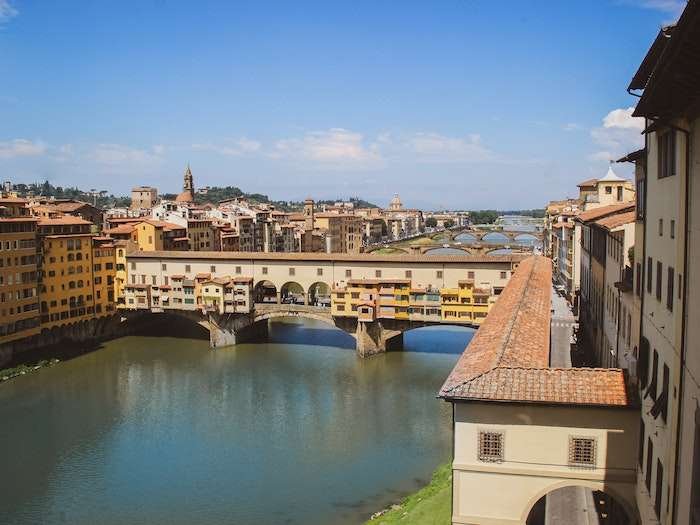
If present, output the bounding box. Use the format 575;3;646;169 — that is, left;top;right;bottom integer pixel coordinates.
345;269;352;278
262;267;268;275
185;264;191;273
317;268;323;276
500;271;507;279
375;270;382;278
235;266;241;274
162;263;167;271
436;270;443;279
289;267;295;276
478;431;504;462
568;437;596;468
210;265;216;273
405;270;412;278
468;271;475;279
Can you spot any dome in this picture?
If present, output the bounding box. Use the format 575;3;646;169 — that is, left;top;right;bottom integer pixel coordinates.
389;193;403;210
175;191;193;203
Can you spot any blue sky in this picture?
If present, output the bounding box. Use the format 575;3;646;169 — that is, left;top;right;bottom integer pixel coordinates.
0;0;685;209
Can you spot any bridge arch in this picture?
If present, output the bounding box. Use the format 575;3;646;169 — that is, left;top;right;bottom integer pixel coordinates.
254;280;278;304
487;247;513;255
307;281;331;307
522;481;636;524
424;246;472;256
481;232;509;244
514;233;539;246
280;281;305;305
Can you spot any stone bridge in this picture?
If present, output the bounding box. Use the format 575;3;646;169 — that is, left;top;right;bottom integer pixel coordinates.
368;242;534;256
153;303;477;357
429;228;543;243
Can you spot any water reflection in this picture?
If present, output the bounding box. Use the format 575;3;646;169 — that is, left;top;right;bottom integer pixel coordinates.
0;319;470;525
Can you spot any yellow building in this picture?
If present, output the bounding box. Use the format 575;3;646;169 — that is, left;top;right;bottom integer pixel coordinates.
0;197;40;346
92;237;116;316
37;217;116;329
440;280;490;325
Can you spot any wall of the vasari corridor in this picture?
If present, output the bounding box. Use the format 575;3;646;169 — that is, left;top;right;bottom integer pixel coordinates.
126;253;520;296
451;401;639;524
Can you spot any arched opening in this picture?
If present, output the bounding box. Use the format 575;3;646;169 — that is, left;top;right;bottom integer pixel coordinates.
307;282;331;307
482;232;509;244
525;485;632;525
514;233;539;245
425;247;470;256
254;280;278;304
280;281;305;305
401;325;476;354
368;247;407;255
488;248;513;255
454;232;477;243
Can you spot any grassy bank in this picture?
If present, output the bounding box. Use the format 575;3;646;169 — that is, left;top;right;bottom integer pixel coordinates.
364;463;451;525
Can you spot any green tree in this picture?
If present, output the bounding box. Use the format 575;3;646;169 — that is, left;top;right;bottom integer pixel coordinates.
425;217;437;228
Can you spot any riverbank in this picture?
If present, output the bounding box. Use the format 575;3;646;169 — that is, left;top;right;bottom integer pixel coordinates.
365;463;451;525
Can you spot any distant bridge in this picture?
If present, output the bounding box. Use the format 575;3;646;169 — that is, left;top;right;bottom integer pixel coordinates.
428;228;543;243
367;242;534;256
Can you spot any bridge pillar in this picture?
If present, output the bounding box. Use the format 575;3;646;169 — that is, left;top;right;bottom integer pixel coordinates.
354;321;404;357
207;313;266;349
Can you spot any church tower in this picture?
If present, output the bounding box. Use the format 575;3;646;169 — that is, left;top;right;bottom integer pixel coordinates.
175;164;195;203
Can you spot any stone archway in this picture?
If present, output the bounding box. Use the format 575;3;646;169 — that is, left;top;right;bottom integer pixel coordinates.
307;281;331;307
254;280;278;304
523;482;637;525
280;281;305;305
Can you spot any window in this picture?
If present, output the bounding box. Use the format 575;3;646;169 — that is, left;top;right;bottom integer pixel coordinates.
235;266;241;274
478;431;504;462
636;262;642;296
162;263;167;271
468;271;475;279
655;459;664;518
617;186;623;201
436;270;443;279
289;267;295;276
658;130;676;179
646;350;659;400
656;261;663;301
131;262;136;270
638;419;645;468
345;269;352;278
647;257;653;294
210;265;216;273
375;270;382;278
667;266;674;311
317;268;323;276
185;264;191;273
646;438;654;491
605;185;612;194
405;270;412;278
659;218;663;237
500;271;507;279
568;437;596;468
262;267;268;275
670;220;675;239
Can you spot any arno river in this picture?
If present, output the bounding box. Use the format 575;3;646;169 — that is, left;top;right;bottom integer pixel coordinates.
0;318;472;525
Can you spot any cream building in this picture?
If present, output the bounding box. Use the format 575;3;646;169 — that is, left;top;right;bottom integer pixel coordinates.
624;5;700;522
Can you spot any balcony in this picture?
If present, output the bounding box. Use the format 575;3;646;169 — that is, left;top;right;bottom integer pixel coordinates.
614;266;634;293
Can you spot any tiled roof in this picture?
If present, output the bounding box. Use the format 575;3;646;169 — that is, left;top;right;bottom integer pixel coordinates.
128;250;526;265
577;178;598;187
37;216;93;226
575;202;635;223
594;210;636;230
439;256;632;407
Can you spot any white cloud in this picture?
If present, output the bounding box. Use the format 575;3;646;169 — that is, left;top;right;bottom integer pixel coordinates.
590;107;644;162
0;139;46;159
405;132;494;162
192;138;261;156
90;144;164;166
0;0;17;24
563;123;582;132
273;128;381;165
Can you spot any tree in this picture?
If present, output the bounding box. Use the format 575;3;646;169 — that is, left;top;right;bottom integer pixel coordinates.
444;219;455;228
425;217;437;228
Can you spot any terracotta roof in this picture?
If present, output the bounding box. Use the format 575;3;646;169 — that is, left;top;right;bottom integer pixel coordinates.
594;210;636;230
577;178;598;187
105;224;136;235
231;276;253;283
575;202;635;223
195;273;211;279
127;250;526;265
552;222;574;229
37;216;93;226
439;256;632;407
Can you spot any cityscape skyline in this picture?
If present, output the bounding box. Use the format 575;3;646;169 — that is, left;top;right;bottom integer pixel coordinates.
0;1;685;209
